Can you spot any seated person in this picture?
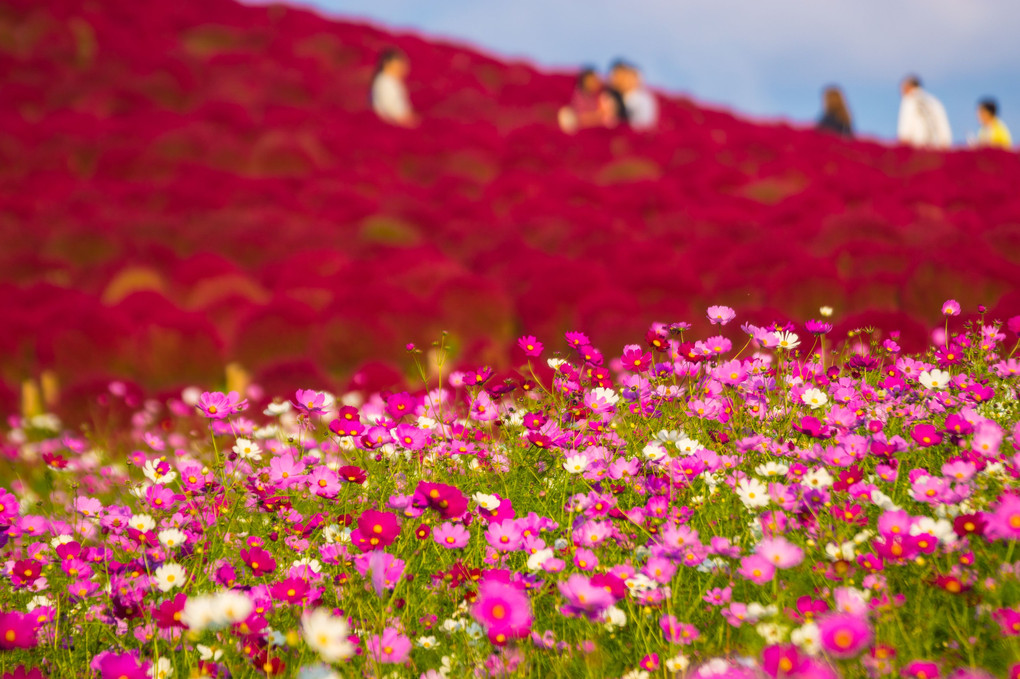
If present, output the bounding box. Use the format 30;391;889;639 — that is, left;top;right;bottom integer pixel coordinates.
558;68;619;133
608;60;658;131
371;48;416;127
973;98;1013;149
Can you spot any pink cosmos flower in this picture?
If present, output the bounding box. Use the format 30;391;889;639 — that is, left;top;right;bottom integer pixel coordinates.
293;389;330;416
737;554;776;584
308;467;341;498
485;519;523;552
660;614;699;644
992;608;1020;636
433;522;470;549
94;651;149;679
366;627;411;664
707;305;736;325
941;300;961;316
987;493;1020;541
817;612;872;658
557;574;616;619
756;537;804;569
472;578;533;636
518;335;544;357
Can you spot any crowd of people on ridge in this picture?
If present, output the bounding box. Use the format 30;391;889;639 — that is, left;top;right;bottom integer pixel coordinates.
369;49;1014;151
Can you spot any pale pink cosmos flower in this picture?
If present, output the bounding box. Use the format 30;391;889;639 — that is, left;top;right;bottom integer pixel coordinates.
706;305;736;325
755;536;804;569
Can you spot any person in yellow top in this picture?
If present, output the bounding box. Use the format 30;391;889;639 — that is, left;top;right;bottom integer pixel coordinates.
976;98;1012;149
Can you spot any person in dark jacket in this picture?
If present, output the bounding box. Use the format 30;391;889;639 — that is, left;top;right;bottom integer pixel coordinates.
817;86;853;137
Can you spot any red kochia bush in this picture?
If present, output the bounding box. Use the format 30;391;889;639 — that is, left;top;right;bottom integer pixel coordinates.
1;0;1019;412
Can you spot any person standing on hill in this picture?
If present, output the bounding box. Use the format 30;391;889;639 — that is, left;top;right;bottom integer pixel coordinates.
817;86;853;137
609;60;658;131
897;75;951;149
973;98;1013;149
371;48;417;127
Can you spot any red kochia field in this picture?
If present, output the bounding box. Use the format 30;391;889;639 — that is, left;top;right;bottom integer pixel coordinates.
1;0;1020;413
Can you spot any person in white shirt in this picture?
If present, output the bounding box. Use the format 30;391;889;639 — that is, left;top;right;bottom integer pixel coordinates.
371;49;416;127
897;75;951;149
609;60;658;131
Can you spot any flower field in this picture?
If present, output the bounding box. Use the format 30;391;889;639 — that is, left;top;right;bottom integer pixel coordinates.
3;0;1020;415
1;304;1019;678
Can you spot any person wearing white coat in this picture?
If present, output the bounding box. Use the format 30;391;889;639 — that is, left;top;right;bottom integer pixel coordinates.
897;75;952;149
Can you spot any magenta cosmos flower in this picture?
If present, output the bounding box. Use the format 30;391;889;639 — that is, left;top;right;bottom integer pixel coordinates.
239;546;277;577
366;627;411;664
911;424;942;447
941;300;961;316
472;578;533;638
518;335;543;357
817;612;872;658
351;510;400;551
195;391;246;419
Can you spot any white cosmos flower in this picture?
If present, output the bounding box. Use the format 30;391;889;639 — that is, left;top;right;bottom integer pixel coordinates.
776;332;801;350
158;529;186;549
665;655;690;672
526;548;554;571
143;459;176;485
264;401;292;416
819;306;834;318
918;369;950;390
232;438;262;461
735;478;769;508
642;443;668;461
154;563;186;592
602;605;627;629
472;493;500;510
802;468;834;488
128;514;156;532
755;461;789;477
563;455;588;474
302;608;355;662
198;644;223;661
148;657;173;679
590;387;619;405
674;436;704;455
417;636;438;649
215;590;254;625
801;388;828;409
791;622;821;655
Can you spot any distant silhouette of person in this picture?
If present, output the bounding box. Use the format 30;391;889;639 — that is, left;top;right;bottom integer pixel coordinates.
371;48;416;127
897;75;951;149
817;86;853;137
609;60;658;130
558;68;619;133
972;98;1013;149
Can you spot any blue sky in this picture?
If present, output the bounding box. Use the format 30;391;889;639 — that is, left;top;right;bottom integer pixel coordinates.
279;0;1020;144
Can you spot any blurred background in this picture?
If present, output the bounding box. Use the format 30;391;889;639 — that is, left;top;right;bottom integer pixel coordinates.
303;0;1020;143
1;0;1019;419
